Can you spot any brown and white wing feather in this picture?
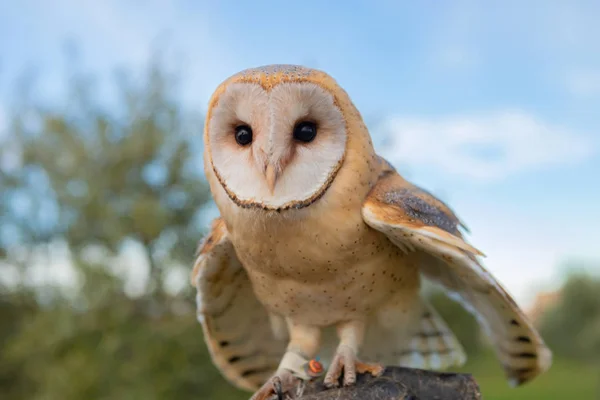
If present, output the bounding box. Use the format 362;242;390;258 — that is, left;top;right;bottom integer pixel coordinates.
191;218;287;392
359;298;467;371
361;166;552;386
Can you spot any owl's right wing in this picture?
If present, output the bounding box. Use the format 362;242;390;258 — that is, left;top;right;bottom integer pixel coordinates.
361;165;552;386
191;217;287;392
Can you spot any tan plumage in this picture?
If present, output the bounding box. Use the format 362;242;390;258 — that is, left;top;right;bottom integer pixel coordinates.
191;65;552;399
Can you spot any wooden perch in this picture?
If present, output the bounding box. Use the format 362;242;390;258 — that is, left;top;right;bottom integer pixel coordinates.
296;366;482;400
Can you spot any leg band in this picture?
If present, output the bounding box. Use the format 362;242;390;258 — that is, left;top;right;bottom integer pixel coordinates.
278;351;312;380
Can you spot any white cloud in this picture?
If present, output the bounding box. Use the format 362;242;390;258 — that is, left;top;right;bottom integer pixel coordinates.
566;69;600;97
378;110;596;181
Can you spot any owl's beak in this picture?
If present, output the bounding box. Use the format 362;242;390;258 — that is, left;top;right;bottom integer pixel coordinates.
265;164;278;194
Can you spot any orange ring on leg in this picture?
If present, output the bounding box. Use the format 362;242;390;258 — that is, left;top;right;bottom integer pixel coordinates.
308;359;323;374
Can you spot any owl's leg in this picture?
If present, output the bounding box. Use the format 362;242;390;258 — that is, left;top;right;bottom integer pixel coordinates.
323;319;384;388
250;323;321;400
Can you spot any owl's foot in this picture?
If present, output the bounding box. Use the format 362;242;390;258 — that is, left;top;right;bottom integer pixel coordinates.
323;345;384;388
249;369;301;400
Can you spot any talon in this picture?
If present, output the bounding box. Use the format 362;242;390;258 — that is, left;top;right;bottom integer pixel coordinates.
249;370;300;400
323;350;345;388
323;346;384;389
273;376;283;400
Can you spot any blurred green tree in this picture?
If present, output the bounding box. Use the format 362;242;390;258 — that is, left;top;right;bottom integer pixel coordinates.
0;52;250;399
539;268;600;362
0;51;212;293
0;260;247;400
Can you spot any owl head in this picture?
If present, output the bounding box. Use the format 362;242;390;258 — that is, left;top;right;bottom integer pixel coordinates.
203;64;374;212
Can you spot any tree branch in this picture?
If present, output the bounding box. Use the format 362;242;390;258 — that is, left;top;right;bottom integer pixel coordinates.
299;366;482;400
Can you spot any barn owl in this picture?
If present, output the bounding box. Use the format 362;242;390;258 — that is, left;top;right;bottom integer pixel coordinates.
191;65;552;400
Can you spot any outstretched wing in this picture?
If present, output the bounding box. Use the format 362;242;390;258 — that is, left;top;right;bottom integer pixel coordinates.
361;165;552;386
190;218;287;391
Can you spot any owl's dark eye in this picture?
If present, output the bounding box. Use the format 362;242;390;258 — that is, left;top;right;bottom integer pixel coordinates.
234;125;253;146
293;121;317;143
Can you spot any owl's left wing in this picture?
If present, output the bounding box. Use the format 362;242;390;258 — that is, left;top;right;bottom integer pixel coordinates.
190;218;287;392
361;166;552;387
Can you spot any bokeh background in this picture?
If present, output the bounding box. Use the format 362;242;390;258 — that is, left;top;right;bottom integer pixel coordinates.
1;1;599;399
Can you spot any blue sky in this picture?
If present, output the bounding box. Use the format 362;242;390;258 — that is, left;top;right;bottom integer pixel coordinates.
1;0;599;305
